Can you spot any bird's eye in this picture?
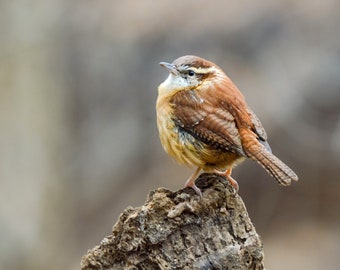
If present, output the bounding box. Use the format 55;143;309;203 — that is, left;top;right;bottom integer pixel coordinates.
188;70;195;77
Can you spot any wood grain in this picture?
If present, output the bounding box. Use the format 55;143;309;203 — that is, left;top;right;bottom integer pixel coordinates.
81;174;264;270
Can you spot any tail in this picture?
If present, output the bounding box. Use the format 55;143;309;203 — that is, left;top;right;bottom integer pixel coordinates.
245;142;298;186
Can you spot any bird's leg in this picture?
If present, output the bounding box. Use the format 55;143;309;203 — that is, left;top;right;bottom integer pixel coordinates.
213;168;239;193
185;167;202;196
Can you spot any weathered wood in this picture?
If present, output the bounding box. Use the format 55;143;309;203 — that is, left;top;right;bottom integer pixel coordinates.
81;174;264;270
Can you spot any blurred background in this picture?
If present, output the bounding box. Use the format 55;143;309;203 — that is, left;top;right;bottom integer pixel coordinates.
1;0;339;269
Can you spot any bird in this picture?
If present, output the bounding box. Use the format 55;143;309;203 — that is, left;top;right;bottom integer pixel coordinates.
156;55;298;196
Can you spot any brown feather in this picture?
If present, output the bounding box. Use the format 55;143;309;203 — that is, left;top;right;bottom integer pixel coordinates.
156;55;298;192
170;89;245;156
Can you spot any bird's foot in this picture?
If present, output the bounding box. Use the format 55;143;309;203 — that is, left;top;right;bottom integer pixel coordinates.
184;167;202;197
213;168;239;194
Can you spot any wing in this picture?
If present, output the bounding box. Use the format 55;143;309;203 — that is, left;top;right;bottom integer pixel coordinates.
170;90;246;156
247;108;272;153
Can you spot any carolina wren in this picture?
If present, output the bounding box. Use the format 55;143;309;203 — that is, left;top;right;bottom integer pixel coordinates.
156;55;298;196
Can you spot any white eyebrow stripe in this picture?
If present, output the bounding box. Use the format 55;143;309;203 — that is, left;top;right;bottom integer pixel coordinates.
189;66;216;74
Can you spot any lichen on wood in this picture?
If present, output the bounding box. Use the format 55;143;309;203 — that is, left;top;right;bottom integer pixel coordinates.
81;174;264;270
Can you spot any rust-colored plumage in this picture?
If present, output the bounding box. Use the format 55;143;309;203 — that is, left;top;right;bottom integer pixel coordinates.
156;55;298;195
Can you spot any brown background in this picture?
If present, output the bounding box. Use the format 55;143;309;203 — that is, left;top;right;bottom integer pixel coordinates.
1;1;339;269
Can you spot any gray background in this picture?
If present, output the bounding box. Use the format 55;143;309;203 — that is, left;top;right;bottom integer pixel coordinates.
1;1;339;269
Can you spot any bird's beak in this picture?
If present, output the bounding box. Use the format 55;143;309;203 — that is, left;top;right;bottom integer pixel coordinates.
159;62;179;76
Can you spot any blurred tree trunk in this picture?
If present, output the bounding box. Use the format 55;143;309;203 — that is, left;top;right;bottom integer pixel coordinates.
81;174;264;270
0;2;75;268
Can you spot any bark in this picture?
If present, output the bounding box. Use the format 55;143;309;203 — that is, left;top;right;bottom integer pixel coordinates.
81;174;264;270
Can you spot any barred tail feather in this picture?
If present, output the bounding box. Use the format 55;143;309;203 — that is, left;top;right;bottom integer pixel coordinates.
247;143;298;185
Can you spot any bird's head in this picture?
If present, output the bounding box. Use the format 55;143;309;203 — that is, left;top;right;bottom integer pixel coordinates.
158;55;222;95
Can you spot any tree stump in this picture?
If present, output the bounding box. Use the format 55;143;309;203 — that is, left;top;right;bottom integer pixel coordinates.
81;174;264;270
